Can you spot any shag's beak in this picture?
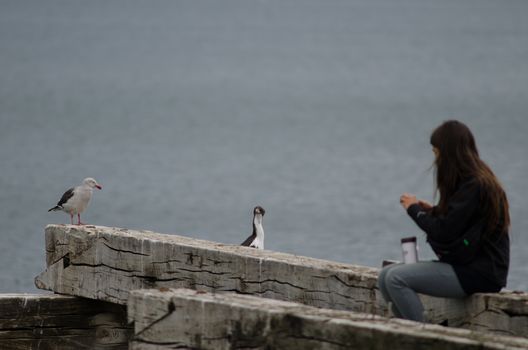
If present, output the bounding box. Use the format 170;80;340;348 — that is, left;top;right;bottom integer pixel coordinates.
96;184;102;190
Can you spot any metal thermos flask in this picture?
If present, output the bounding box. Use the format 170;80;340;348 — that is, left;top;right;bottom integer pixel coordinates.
401;236;418;264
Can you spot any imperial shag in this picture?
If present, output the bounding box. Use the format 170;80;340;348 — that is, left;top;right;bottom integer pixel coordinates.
241;206;266;249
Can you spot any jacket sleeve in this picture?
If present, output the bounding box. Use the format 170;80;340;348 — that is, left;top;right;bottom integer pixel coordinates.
406;180;481;243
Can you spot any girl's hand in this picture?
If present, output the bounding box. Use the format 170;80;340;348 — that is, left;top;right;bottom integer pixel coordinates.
400;193;419;210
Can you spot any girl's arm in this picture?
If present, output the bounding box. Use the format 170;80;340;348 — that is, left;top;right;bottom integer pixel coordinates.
406;180;481;243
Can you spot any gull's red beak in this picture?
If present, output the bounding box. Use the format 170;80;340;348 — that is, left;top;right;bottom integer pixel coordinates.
96;185;102;190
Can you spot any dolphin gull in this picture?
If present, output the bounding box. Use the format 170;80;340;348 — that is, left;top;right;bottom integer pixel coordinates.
48;177;102;225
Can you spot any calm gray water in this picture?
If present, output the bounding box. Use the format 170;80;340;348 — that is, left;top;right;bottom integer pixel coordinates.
1;0;527;292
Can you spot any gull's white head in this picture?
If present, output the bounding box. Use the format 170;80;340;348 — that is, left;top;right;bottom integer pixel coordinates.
83;177;102;190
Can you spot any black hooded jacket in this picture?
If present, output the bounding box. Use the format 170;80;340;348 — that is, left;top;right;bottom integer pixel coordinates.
407;178;509;295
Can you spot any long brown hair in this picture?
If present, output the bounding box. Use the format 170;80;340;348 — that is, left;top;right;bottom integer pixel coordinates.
430;120;510;233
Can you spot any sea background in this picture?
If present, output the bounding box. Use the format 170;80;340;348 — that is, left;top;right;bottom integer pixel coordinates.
1;0;527;292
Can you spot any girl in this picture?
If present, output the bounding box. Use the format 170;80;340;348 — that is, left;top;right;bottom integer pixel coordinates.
378;120;510;322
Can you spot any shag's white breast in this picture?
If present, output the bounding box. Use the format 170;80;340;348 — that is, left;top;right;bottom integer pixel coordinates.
250;223;265;250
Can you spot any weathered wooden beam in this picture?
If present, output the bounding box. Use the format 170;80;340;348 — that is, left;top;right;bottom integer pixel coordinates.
0;293;130;350
35;224;528;337
128;288;528;350
35;224;382;311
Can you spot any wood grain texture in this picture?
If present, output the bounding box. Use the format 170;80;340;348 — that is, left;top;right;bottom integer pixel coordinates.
128;288;528;350
35;224;528;338
0;293;130;349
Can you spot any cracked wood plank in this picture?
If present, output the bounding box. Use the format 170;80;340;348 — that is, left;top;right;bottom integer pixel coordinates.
0;293;131;349
128;288;528;350
35;225;381;312
35;224;528;338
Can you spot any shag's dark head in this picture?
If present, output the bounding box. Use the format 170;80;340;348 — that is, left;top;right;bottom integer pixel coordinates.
253;206;265;216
